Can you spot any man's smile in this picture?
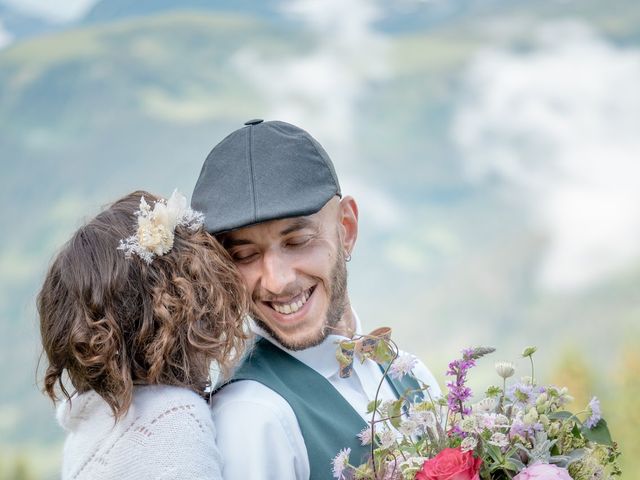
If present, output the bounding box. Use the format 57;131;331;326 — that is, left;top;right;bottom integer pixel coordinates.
256;285;319;329
264;286;315;315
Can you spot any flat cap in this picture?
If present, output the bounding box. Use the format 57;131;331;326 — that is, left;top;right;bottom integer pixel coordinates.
192;120;341;234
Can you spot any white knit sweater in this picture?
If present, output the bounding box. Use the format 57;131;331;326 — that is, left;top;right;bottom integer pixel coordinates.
57;385;222;480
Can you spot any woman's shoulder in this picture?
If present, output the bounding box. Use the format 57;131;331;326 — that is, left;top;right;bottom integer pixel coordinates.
57;386;221;480
132;385;213;427
129;386;221;473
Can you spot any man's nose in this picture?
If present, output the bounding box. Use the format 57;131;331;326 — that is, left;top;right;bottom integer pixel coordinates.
260;250;296;295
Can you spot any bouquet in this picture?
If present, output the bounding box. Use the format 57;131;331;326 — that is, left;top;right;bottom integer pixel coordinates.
333;334;621;480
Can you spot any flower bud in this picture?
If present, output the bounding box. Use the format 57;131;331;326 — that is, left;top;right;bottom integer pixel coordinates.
536;392;548;405
495;361;516;379
523;407;539;424
539;414;550;428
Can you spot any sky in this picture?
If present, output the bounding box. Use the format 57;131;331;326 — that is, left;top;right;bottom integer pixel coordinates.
0;0;97;22
0;19;12;47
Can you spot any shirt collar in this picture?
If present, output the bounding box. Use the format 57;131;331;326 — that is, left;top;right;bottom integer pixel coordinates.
250;309;363;379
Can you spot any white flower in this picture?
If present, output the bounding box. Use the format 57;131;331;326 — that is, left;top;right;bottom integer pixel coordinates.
332;447;351;479
379;400;395;418
460;436;478;452
495;361;516;379
495;414;510;426
358;426;373;445
388;353;418;380
118;190;205;264
488;432;510;448
379;428;397;449
408;406;436;431
472;396;498;413
137;219;174;255
477;413;497;431
398;419;419;437
477;412;511;432
460;416;479;433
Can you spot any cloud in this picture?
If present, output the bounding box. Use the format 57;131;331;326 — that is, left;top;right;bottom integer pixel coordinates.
452;21;640;291
341;177;406;230
0;20;13;49
0;0;97;23
232;0;398;229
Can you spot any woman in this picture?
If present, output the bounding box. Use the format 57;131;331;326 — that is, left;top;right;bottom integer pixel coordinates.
38;190;248;479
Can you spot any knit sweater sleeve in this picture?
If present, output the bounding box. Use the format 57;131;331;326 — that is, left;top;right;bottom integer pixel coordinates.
138;395;223;480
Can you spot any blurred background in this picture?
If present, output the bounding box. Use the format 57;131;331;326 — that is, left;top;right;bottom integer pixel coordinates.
1;0;638;478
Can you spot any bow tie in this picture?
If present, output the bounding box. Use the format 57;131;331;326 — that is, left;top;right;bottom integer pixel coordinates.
336;327;394;378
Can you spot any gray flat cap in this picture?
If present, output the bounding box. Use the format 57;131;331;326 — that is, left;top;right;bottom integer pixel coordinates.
192;119;341;234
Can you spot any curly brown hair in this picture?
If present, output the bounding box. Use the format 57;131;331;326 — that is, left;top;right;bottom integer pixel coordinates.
38;191;249;418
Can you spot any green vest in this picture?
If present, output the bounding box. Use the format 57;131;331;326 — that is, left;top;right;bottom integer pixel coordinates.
225;338;421;479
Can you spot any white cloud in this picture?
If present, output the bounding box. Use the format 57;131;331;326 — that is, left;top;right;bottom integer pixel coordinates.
340;177;406;230
1;0;97;23
452;21;640;291
231;0;397;229
0;19;13;49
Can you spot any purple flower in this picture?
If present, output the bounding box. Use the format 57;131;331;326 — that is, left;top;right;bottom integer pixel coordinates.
448;424;467;438
446;348;477;417
509;418;528;439
584;396;602;429
507;383;538;409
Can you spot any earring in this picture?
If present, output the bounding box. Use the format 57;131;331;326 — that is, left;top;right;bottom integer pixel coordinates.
345;251;352;262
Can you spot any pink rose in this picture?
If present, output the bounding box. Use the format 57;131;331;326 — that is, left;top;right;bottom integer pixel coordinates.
415;448;482;480
513;463;572;480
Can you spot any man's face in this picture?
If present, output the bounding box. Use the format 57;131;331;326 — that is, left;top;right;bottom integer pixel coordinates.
222;197;358;350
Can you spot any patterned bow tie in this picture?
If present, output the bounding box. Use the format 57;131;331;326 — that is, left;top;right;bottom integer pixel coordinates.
336;327;395;378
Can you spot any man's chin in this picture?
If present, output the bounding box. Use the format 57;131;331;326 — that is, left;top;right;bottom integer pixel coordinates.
253;317;327;351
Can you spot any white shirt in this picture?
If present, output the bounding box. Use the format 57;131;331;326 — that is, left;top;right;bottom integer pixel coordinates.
210;313;441;480
57;385;223;480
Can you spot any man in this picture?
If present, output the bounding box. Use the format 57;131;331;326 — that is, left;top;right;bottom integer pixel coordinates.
192;119;440;479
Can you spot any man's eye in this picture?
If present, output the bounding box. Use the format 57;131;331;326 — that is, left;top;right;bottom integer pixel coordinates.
286;237;310;247
232;252;258;263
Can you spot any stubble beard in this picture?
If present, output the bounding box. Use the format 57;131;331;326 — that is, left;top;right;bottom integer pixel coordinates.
252;248;348;351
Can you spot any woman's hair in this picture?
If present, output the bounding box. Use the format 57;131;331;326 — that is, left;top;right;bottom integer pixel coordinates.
38;191;248;418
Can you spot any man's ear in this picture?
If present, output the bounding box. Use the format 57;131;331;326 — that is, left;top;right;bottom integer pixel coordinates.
338;196;358;256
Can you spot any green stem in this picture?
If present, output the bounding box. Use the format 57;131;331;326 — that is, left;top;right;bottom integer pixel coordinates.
529;356;535;385
565;409;588;425
498;377;506;413
370;339;399;479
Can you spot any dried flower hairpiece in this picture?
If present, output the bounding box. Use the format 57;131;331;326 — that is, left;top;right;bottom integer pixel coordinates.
118;190;205;264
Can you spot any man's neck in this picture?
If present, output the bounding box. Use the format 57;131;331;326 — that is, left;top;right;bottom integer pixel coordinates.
331;299;356;338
